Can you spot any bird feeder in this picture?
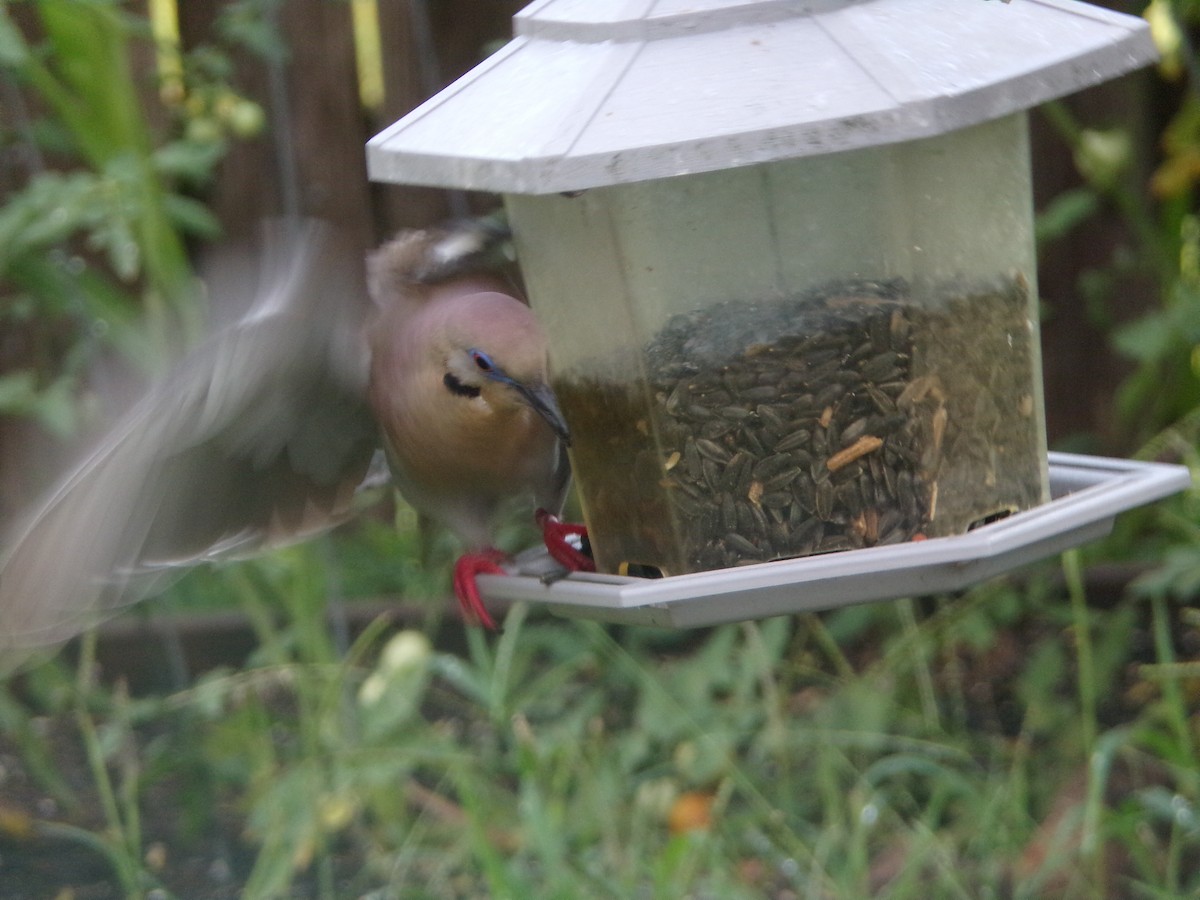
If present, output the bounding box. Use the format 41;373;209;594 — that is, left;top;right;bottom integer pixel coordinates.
367;0;1191;624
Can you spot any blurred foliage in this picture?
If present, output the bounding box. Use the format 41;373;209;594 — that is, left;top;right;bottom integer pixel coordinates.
0;0;265;435
1;1;1200;898
1108;1;1200;442
7;569;1194;897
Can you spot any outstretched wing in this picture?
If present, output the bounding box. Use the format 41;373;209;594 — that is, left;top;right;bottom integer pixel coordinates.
0;221;382;665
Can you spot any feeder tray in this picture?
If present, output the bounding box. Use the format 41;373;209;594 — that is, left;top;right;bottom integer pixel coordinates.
478;453;1192;627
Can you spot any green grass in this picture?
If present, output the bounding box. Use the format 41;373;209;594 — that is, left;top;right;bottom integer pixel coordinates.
2;522;1197;898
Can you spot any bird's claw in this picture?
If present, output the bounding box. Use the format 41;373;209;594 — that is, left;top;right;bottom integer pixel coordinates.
452;515;591;629
536;508;595;573
452;550;507;629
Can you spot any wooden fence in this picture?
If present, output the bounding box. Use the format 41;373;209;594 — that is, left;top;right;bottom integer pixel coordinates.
174;0;526;252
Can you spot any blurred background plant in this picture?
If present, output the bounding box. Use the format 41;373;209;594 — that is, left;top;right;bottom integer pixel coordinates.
0;1;1198;898
0;0;270;445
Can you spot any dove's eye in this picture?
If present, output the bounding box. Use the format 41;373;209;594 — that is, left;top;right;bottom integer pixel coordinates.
471;350;495;372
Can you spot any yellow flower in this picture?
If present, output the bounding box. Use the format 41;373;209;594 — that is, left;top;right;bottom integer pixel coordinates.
1145;0;1184;81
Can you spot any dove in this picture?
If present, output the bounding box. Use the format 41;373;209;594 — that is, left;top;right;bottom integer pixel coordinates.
366;224;591;627
0;217;591;668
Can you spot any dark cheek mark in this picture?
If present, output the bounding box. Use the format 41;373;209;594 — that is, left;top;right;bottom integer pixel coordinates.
444;372;481;399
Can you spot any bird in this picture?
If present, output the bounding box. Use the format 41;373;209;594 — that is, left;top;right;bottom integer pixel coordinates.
364;224;591;626
0;216;592;668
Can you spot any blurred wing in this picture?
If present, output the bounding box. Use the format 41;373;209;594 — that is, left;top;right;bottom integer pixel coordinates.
0;221;382;664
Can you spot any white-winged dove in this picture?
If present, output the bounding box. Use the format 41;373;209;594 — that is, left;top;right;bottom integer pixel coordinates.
0;217;591;667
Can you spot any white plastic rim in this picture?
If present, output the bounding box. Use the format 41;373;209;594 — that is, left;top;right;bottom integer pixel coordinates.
477;452;1193;627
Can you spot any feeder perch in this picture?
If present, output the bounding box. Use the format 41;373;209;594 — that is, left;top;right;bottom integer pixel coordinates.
368;0;1190;622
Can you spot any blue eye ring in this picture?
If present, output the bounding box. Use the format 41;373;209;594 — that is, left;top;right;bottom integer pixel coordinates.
471;349;495;372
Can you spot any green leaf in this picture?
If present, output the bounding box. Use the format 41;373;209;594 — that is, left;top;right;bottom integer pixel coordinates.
0;6;30;67
162;193;223;239
0;370;38;413
154;138;228;183
1112;312;1179;363
1036;188;1100;245
216;0;288;63
1131;544;1200;601
30;375;79;436
0;370;78;435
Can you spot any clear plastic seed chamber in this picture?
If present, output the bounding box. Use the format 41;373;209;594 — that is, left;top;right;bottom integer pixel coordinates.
507;113;1047;576
368;0;1192;621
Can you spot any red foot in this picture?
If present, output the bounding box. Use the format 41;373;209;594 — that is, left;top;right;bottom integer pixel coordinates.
452;550;507;629
535;509;595;573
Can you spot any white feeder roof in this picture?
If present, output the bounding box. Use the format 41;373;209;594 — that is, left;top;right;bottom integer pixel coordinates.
367;0;1158;195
